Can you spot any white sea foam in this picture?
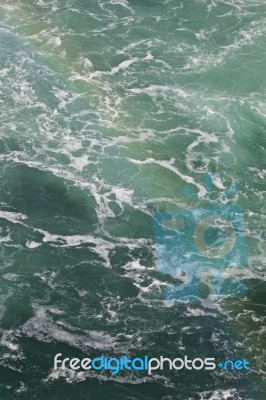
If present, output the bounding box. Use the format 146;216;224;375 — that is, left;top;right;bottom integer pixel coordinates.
45;366;155;384
22;306;116;350
0;331;19;351
3;273;20;282
88;53;153;80
26;241;42;249
127;157;207;197
0;211;27;224
197;389;243;400
36;229;115;266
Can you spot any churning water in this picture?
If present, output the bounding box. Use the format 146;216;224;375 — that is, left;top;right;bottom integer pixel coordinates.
0;1;265;399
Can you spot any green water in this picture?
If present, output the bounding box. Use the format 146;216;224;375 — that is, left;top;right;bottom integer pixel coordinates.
0;0;265;399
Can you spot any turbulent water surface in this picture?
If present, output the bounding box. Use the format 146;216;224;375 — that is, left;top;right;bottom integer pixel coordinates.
0;1;265;399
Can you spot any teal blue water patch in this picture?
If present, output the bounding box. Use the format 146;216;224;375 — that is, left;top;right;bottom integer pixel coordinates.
0;0;265;398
